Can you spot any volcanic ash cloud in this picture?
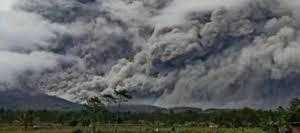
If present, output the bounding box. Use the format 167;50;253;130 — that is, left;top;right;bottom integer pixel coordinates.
2;0;300;108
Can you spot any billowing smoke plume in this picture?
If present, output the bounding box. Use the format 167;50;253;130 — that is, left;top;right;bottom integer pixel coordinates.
0;0;72;91
2;0;300;108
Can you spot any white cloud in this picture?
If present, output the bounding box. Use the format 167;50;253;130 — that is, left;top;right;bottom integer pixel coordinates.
0;0;17;11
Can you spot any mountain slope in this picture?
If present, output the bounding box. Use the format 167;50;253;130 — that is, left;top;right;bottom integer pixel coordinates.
0;90;82;110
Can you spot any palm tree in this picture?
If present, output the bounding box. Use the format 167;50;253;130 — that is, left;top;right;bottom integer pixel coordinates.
17;111;34;133
86;97;105;133
103;89;132;133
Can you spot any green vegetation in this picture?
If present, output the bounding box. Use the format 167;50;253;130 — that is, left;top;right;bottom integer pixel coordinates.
0;125;263;133
0;97;300;133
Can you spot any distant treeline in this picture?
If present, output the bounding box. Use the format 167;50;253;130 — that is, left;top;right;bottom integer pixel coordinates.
0;98;300;130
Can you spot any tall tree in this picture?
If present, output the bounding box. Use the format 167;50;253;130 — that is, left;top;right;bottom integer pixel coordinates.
17;111;34;133
86;96;105;133
103;89;132;133
289;98;300;112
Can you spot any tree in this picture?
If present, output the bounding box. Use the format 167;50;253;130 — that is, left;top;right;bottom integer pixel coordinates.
103;89;132;133
86;97;105;133
17;111;34;132
86;97;105;114
103;90;132;123
289;98;300;112
82;90;132;133
56;113;66;126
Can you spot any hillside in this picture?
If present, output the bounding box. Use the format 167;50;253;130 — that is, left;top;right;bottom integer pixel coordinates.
0;90;82;110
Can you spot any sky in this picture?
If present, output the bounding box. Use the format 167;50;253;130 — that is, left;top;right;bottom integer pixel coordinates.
0;0;16;11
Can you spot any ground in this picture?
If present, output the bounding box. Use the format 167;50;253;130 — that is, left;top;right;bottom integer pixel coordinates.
0;125;264;133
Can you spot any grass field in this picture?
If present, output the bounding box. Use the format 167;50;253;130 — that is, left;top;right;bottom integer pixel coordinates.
0;125;264;133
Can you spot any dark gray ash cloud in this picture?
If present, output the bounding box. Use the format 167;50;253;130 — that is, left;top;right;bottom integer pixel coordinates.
2;0;300;109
